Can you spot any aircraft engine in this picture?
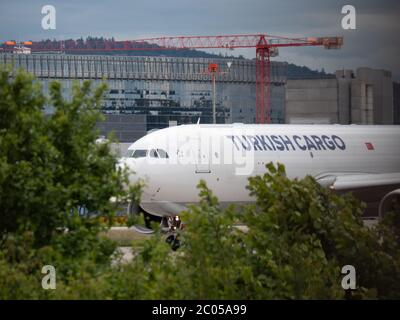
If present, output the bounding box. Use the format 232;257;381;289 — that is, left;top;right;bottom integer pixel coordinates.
379;189;400;218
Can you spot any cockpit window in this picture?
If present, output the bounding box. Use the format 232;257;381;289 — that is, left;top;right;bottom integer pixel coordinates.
129;149;168;159
130;149;148;158
157;149;169;158
149;149;159;158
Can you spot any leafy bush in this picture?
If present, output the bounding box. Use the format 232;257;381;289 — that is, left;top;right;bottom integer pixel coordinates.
0;67;134;298
0;67;399;299
104;164;400;300
0;67;132;246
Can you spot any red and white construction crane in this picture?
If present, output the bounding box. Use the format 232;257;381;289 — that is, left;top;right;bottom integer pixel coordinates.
3;34;343;123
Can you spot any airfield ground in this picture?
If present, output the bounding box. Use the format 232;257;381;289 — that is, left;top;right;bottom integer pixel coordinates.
104;218;379;263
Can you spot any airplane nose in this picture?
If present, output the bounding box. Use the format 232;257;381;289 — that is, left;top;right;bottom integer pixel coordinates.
117;157;143;184
118;157;136;173
116;157;130;172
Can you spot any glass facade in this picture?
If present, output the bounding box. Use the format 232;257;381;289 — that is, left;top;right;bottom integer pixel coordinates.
1;53;288;140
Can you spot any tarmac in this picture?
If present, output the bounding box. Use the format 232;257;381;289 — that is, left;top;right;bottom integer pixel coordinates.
111;218;380;263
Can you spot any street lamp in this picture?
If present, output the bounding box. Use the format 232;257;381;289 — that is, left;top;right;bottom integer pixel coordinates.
207;62;232;124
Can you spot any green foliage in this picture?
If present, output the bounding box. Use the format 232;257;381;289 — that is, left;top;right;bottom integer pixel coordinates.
0;229;116;299
0;67;135;298
0;66;399;299
0;67;130;246
106;163;400;300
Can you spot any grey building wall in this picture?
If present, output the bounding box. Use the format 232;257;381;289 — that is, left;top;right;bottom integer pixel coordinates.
285;68;394;125
336;70;354;124
356;68;393;124
285;78;339;124
349;80;373;124
394;82;400;125
97;114;147;143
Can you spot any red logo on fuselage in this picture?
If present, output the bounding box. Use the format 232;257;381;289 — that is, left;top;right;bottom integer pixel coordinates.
365;142;374;150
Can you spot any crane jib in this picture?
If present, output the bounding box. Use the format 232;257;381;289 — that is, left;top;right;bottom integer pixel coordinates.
226;134;346;152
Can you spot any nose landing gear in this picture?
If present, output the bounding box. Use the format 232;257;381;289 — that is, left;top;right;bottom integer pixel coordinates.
162;216;182;250
127;201;183;250
162;215;182;232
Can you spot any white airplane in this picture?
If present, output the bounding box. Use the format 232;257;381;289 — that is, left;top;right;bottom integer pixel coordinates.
118;124;400;234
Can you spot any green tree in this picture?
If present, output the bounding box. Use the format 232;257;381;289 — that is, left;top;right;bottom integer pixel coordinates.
245;163;400;298
0;67;130;246
109;163;400;300
1;66;399;299
0;66;138;299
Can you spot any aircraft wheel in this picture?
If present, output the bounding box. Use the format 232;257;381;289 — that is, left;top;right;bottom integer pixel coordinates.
165;234;181;251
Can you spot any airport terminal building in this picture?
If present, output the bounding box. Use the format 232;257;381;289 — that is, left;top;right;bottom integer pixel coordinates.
1;53;287;141
2;53;398;143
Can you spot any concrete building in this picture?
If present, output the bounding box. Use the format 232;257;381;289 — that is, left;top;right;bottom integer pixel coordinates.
285;68;394;125
285;78;338;124
394;82;400;125
356;68;393;124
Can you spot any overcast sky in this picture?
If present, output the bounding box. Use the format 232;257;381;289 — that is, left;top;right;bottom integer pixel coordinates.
0;0;399;79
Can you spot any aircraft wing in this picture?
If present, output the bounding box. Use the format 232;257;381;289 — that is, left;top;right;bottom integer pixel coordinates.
316;172;400;191
315;172;400;216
